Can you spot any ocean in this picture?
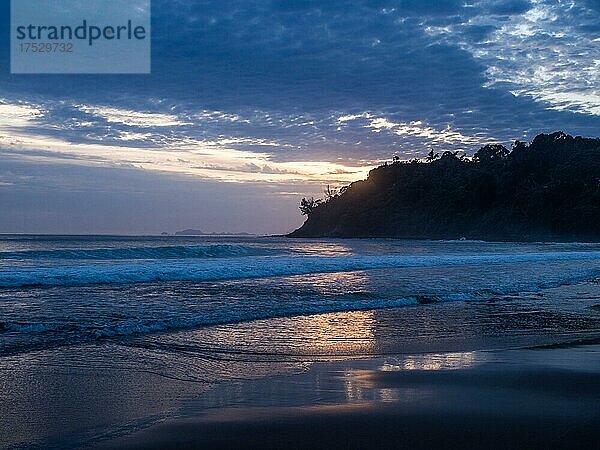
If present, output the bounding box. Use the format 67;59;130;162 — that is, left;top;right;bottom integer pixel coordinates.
1;235;600;448
1;235;600;357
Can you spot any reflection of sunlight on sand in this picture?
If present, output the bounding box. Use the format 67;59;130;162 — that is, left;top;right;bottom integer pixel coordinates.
377;388;422;403
381;351;483;371
289;310;376;356
201;309;376;358
159;306;377;383
343;375;431;404
341;352;484;404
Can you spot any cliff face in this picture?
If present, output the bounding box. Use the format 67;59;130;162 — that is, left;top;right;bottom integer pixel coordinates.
289;132;600;241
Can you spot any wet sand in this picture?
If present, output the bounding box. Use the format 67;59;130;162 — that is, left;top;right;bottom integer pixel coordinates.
96;344;600;450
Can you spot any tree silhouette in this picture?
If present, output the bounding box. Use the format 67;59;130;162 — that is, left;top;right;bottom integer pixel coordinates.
324;185;338;201
299;197;321;216
473;144;509;163
426;149;440;162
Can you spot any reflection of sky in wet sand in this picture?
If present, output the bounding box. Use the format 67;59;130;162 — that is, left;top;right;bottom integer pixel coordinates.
343;380;429;404
380;351;483;371
183;350;488;414
0;348;212;449
340;352;483;404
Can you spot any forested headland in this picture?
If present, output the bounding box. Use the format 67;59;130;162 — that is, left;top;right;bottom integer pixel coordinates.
289;132;600;241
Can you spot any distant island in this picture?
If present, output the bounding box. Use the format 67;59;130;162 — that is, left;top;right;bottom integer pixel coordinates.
175;229;254;236
289;132;600;241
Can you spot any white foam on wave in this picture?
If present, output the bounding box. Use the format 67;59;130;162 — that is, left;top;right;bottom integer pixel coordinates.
0;296;422;340
0;244;285;261
1;250;599;288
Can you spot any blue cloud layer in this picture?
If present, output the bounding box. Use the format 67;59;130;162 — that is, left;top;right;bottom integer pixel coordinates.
0;0;599;232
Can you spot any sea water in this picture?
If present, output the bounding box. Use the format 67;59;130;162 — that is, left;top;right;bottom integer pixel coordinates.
1;235;599;358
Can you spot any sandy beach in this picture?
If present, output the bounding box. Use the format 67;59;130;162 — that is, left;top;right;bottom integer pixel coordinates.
95;344;600;450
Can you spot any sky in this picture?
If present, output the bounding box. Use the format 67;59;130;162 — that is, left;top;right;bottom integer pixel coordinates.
0;0;599;234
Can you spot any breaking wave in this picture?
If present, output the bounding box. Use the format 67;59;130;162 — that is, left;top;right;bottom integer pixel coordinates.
1;250;599;289
0;244;286;261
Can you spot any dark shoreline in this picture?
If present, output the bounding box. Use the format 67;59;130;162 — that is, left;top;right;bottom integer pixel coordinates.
286;233;600;243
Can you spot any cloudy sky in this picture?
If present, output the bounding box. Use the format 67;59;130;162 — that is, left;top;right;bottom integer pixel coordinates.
1;0;599;234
